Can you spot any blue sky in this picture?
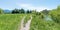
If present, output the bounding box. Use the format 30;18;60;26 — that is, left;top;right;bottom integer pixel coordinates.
0;0;60;11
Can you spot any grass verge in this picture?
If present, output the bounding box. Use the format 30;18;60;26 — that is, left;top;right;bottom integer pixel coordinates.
30;15;60;30
0;14;24;30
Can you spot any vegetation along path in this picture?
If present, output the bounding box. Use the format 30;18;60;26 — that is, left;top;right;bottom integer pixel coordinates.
20;16;26;30
20;15;32;30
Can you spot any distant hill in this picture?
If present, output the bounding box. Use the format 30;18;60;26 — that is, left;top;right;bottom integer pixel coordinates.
3;10;12;14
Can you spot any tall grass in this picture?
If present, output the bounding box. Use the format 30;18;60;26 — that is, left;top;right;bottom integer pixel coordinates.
24;14;31;25
0;14;24;30
30;15;60;30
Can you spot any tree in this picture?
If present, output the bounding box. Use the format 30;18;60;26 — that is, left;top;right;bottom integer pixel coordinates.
31;10;36;14
57;5;60;10
0;8;3;14
26;10;32;14
49;6;60;23
26;10;30;14
29;10;32;13
41;9;49;15
36;12;41;15
19;8;25;13
12;8;19;14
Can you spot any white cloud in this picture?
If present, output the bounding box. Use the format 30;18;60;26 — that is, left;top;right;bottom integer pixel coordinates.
17;3;50;12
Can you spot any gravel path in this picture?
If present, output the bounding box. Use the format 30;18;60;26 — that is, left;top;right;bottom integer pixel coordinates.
23;16;32;30
20;15;32;30
20;16;26;30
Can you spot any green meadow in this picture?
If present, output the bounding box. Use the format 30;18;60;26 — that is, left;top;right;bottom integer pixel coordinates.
0;14;24;30
0;6;60;30
30;15;60;30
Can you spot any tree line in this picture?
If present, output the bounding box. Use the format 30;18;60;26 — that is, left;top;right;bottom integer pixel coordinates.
0;8;33;14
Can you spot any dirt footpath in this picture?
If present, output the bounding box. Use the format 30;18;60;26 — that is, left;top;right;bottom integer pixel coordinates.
20;15;32;30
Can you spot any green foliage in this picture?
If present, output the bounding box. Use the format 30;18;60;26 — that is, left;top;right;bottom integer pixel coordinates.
41;9;49;15
12;8;25;14
26;10;32;14
57;5;60;10
19;8;25;13
36;12;41;15
12;8;19;14
30;15;60;30
24;14;31;25
49;5;60;23
0;14;24;30
0;5;60;30
0;8;3;14
31;10;36;14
